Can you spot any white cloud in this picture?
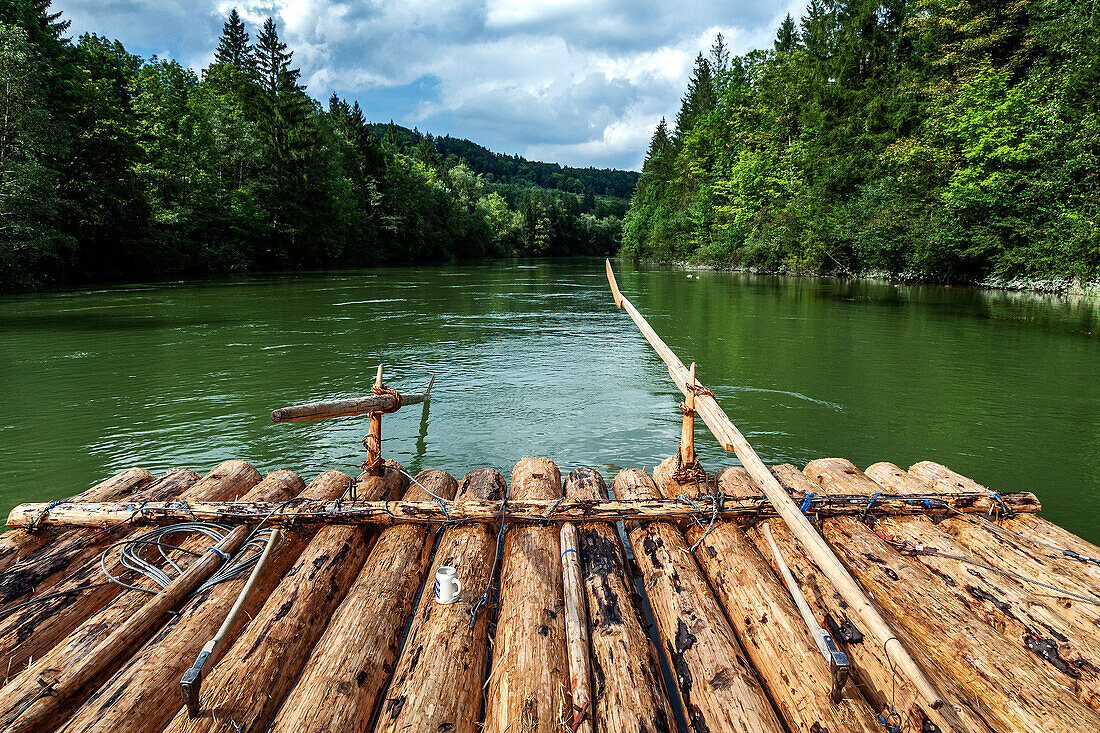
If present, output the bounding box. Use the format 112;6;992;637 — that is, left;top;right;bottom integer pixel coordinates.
60;0;809;169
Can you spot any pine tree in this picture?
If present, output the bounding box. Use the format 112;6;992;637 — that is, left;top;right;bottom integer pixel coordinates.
673;54;715;146
254;17;298;99
415;135;438;169
214;9;253;71
774;13;798;54
710;33;730;75
643;118;673;172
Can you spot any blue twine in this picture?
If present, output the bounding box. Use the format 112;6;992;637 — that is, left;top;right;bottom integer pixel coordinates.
675;495;703;513
876;714;902;733
207;547;231;562
799;493;816;513
981;487;1013;517
561;548;578;558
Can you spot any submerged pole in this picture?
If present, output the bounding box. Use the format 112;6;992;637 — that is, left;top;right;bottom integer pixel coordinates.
602;259;947;711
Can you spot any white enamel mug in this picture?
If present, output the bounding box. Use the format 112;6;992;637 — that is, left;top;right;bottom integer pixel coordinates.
435;565;462;604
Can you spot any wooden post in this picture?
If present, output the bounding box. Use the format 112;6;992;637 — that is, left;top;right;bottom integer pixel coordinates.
563;467;674;733
860;461;1100;712
372;468;507;733
560;521;592;733
0;468;153;574
614;468;785;733
678;363;697;468
55;470;324;733
269;469;458;733
0;466;289;730
604;259;946;712
364;364;385;479
3;526;250;733
0;461;259;681
737;465;988;733
484;458;571;733
804;459;1100;733
159;464;409;733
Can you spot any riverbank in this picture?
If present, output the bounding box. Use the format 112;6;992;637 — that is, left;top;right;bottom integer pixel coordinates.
652;259;1100;297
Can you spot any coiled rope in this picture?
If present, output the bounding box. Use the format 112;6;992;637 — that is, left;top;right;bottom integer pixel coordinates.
98;523;282;595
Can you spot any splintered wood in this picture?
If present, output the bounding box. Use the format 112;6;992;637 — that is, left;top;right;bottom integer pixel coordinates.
0;456;1094;733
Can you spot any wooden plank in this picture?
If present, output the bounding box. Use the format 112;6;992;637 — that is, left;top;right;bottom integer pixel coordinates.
54;470;322;733
270;469;459;733
0;468;153;574
372;468;507;733
861;461;1100;712
738;465;990;733
614;468;784;733
6;491;1041;529
0;462;259;681
604;259;955;710
160;462;409;733
0;463;281;731
483;458;571;733
805;460;1100;733
564;467;674;733
560;521;592;733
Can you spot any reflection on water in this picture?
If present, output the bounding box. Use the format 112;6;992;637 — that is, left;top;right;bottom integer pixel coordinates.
1;260;1098;541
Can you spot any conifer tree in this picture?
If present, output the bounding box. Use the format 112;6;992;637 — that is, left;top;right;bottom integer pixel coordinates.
255;17;298;99
214;9;253;71
774;14;798;54
673;53;715;146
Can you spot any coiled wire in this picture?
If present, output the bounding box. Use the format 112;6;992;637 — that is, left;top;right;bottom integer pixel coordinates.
99;522;282;595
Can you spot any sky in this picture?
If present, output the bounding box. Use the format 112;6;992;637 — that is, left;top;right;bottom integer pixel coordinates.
59;0;808;171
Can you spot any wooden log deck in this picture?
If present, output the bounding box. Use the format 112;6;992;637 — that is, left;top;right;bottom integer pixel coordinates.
1;457;1097;733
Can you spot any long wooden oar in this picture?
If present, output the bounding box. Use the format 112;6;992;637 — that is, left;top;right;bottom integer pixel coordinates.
603;259;945;709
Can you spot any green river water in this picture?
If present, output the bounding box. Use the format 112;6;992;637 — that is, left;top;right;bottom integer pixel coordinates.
1;259;1098;541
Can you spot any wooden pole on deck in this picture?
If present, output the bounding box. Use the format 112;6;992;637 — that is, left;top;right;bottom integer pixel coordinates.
560;522;592;733
604;259;946;711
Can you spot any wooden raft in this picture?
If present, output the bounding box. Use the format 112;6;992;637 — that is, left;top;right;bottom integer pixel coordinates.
0;457;1096;733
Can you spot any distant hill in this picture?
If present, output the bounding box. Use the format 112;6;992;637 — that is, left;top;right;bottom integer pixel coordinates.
367;123;638;199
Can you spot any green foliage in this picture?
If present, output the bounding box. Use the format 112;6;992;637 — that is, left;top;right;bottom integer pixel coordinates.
623;0;1100;282
0;4;633;289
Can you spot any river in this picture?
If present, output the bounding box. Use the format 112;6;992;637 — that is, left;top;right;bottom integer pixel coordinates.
1;259;1097;540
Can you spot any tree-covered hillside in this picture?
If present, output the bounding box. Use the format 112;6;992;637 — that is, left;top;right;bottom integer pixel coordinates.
0;1;634;289
624;1;1100;283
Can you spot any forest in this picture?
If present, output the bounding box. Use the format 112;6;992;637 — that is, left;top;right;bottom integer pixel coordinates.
624;1;1100;283
0;1;633;288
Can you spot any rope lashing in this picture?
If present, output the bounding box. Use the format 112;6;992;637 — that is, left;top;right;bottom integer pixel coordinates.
860;493;883;525
541;496;566;525
799;493;816;514
689;491;725;552
371;382;403;413
876;712;903;733
469;490;509;629
25;501;62;533
207;546;231;562
687;383;716;401
984;488;1014;518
